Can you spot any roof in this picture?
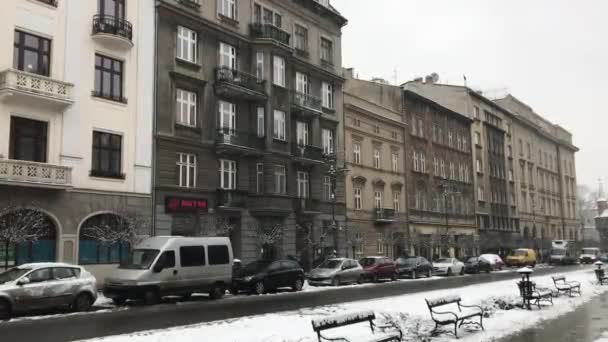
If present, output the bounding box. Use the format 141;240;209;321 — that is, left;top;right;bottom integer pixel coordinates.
403;89;473;123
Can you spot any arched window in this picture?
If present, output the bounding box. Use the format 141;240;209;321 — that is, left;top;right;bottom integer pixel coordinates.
0;209;56;266
79;214;129;265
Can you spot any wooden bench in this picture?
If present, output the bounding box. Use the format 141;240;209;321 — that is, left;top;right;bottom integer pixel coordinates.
311;310;402;342
552;275;581;297
425;295;484;337
595;269;608;285
517;281;553;309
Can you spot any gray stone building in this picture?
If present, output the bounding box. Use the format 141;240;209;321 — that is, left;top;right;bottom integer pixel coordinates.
153;0;348;267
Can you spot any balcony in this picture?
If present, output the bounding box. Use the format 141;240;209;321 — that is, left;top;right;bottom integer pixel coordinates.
214;67;267;101
374;208;396;223
0;159;72;189
291;144;325;165
216;189;247;209
92;15;133;50
250;23;291;47
0;69;74;108
290;91;322;118
215;129;265;156
293;198;322;215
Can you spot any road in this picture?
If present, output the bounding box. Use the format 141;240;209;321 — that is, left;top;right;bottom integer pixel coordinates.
0;265;584;342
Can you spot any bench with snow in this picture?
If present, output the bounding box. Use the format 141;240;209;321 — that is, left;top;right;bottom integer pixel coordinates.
552;275;581;297
425;295;484;337
595;268;608;285
517;281;553;309
311;310;402;342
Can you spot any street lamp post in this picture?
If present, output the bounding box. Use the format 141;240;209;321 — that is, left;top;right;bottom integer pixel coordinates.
439;180;461;258
324;153;349;257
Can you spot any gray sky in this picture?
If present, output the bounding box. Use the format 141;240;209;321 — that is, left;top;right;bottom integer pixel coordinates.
333;0;607;189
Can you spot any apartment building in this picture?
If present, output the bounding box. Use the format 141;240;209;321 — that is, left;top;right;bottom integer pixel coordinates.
403;89;476;260
403;81;520;255
0;0;153;275
495;95;579;257
153;0;347;267
343;73;407;259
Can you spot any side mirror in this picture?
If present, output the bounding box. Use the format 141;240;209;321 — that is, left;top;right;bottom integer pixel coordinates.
17;278;30;286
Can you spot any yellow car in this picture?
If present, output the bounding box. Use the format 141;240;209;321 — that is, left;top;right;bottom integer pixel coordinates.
506;248;537;267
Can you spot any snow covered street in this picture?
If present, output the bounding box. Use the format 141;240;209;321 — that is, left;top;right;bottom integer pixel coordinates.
77;269;607;342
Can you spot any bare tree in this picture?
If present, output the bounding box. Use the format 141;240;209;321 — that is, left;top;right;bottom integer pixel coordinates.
82;209;149;249
0;205;48;270
208;215;235;237
253;224;284;245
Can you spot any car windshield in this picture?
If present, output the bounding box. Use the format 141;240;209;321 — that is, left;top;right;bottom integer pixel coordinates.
396;257;417;265
551;249;566;256
0;268;31;284
511;250;528;256
467;257;478;263
120;249;160;269
318;260;342;269
582;249;598;255
359;258;378;267
243;260;272;275
435;258;451;263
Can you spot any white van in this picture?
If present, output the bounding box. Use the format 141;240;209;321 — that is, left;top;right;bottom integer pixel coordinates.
103;236;233;305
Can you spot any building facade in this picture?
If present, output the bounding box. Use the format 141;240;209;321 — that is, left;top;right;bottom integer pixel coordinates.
153;0;347;268
0;0;153;277
403;90;476;260
343;73;407;259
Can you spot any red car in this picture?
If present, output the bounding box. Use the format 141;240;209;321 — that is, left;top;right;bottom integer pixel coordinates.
359;256;397;282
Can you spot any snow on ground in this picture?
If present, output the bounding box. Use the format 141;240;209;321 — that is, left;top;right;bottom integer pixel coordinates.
78;269;606;342
595;332;608;342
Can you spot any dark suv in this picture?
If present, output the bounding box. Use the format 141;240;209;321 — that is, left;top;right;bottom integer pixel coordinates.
395;256;433;279
232;259;305;295
359;257;397;282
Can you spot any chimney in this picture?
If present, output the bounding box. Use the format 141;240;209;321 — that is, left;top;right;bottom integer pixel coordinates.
425;75;434;84
344;68;354;79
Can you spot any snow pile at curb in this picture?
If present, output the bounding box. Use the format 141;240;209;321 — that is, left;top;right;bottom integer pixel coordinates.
80;270;606;342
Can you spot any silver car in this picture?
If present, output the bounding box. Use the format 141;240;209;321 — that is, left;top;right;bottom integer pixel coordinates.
0;263;98;320
308;258;363;286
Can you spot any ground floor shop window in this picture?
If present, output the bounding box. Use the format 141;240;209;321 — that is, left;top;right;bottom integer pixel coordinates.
0;209;56;268
79;213;130;265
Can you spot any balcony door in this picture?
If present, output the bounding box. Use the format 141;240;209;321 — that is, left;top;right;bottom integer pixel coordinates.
99;0;125;19
296;72;309;95
296;121;309;147
9;117;48;163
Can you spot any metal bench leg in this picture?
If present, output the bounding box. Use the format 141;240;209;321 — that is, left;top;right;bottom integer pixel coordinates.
480;314;485;330
454;322;458;337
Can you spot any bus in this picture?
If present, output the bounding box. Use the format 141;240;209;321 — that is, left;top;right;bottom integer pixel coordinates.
549;240;578;265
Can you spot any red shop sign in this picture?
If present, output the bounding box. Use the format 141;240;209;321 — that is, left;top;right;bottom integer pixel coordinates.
165;197;208;213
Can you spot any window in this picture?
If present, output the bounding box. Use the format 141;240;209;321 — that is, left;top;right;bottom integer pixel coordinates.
219;0;237;20
13;30;51;76
527;142;531;159
373;125;380;134
377;233;385;255
324;176;333;201
354;187;362;210
274;165;286;194
177;153;196;188
391;152;399;172
296;121;309;146
27;268;52;283
94;54;124;102
9;117;48;163
322;82;334;109
417;119;424;137
256;107;265;137
448;131;453;146
255;51;264;80
440;159;446;178
433;157;439;176
457;136;462;150
99;0;125;18
92;131;122;178
374;191;383;209
176;89;197;127
464;166;470;183
320;37;333;64
474;106;480;119
508;145;512;158
294;24;308;52
219;42;237;69
53;267;78;280
273;55;285;87
256;163;264;194
478;187;484;202
353;119;361;127
219;100;236;132
508;169;514;182
273;110;286;140
158;251;176;268
219;159;236;190
296;72;309;94
476;159;482;173
297;171;309;198
322;128;335;154
177;26;197;63
392;131;398;139
353;143;361;164
208;245;230;265
393;191;401;213
374;149;381;169
420;152;426;173
413;151;419;171
180;246;205;267
449;162;455;180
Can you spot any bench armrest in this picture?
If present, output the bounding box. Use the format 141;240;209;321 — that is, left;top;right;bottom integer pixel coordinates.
431;310;459;321
459;303;484;313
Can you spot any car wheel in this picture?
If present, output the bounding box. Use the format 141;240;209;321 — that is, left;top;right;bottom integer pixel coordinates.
447;268;453;276
411;270;417;279
254;281;265;295
371;274;378;283
143;289;160;305
459;268;465;276
73;293;94;312
0;299;12;321
427;269;432;278
391;272;397;281
229;286;239;296
293;278;304;292
209;286;225;300
331;277;340;287
357;274;365;284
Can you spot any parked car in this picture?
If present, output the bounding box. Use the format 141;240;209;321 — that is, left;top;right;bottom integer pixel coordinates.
506;248;537;267
307;258;363;286
579;248;601;264
395;256;433;279
464;256;493;274
0;263;98;320
232;259;305;295
599;254;608;263
359;257;397;282
432;258;465;276
479;254;505;270
104;236;233;305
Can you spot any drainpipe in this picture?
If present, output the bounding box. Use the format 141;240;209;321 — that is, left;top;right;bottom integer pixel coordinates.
150;4;159;237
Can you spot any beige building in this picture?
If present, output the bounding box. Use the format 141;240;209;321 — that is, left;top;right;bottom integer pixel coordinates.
343;73;407;259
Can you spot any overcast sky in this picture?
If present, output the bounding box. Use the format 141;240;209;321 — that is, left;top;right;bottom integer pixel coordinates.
333;0;607;190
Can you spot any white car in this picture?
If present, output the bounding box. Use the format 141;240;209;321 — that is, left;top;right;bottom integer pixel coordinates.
432;258;465;276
